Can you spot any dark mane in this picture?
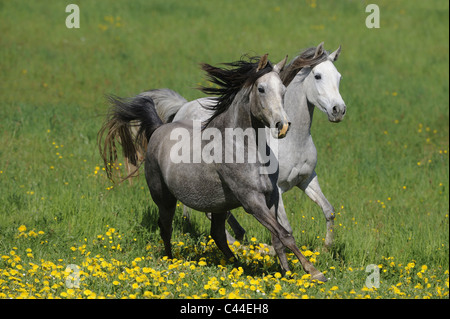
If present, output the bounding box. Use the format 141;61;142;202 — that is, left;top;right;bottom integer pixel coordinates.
199;55;273;129
280;47;329;86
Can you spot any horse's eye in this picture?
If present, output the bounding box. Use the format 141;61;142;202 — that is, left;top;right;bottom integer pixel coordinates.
314;74;322;80
258;87;265;93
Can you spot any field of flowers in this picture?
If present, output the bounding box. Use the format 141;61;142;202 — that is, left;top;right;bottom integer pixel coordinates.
1;224;448;299
0;0;448;301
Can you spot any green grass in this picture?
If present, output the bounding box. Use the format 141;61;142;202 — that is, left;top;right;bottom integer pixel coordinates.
0;0;448;299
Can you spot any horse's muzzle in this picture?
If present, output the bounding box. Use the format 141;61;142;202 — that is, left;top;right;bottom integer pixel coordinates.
329;104;346;123
276;121;291;138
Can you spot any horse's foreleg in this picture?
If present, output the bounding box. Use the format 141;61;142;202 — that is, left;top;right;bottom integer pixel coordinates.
271;232;290;274
274;189;293;235
298;171;335;249
245;197;327;282
266;189;293;263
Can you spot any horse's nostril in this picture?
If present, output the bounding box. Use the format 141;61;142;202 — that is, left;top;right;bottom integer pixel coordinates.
342;108;346;115
276;122;282;130
332;106;338;115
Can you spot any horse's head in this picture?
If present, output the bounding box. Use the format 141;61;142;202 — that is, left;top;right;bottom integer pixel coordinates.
302;43;346;123
200;54;290;138
250;55;290;138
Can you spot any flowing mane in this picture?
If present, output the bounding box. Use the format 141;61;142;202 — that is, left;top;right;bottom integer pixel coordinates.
199;55;274;128
280;46;329;86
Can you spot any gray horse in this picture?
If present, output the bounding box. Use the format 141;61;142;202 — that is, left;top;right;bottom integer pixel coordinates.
98;55;327;282
141;43;346;249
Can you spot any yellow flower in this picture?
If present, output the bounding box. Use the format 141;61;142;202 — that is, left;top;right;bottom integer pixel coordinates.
301;274;311;281
83;290;92;296
273;284;282;293
142;267;152;274
228;291;238;299
18;225;27;232
407;262;415;269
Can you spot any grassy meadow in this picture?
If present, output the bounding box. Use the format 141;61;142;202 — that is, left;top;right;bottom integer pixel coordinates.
0;0;448;300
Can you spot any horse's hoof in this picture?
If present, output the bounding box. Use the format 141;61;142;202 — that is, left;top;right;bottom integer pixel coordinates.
311;271;327;283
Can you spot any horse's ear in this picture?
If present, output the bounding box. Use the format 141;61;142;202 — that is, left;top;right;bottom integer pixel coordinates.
256;53;269;72
314;42;325;57
328;45;341;62
273;55;288;74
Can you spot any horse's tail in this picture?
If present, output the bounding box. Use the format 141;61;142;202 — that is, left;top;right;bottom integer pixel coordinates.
98;95;163;181
138;88;187;123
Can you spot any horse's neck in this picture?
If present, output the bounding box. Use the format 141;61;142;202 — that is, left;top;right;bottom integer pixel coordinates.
216;91;268;162
284;76;314;140
221;90;254;130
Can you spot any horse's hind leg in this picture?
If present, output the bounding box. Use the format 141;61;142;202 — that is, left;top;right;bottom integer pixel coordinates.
182;205;192;228
210;212;235;261
205;212;245;245
157;202;176;259
226;212;246;242
147;173;177;259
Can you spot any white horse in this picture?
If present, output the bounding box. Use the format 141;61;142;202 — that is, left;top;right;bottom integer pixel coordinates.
141;43;346;249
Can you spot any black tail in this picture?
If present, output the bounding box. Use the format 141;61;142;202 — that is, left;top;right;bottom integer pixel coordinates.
98;95;163;180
